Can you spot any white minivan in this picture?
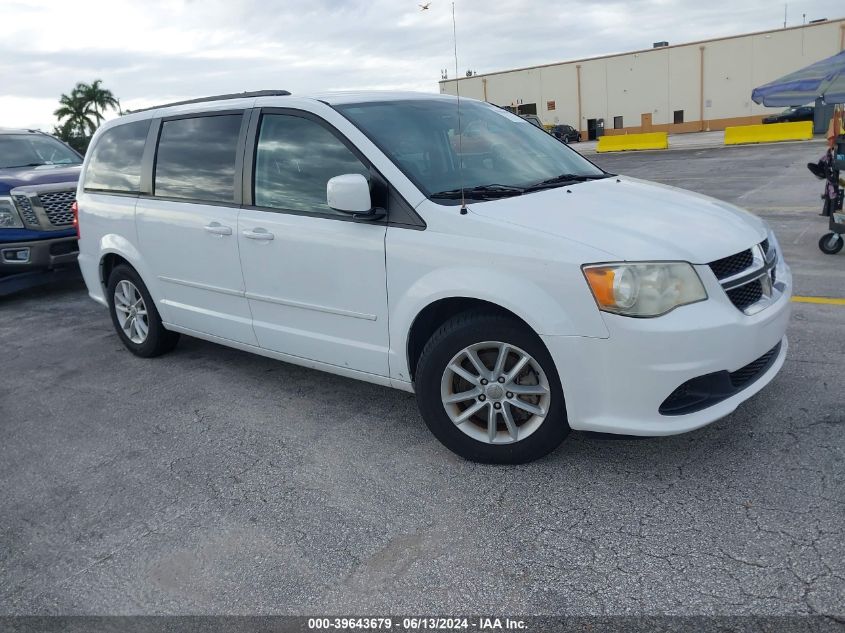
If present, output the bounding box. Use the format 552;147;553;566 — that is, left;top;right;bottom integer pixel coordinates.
75;90;791;463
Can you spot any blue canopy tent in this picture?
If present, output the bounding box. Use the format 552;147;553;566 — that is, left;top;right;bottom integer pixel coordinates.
754;52;845;242
752;50;845;107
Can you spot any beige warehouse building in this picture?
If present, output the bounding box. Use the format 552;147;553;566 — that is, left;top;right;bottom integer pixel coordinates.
440;18;845;139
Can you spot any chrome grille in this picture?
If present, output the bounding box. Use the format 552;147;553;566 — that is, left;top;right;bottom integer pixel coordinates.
709;240;779;315
38;190;76;226
13;195;39;226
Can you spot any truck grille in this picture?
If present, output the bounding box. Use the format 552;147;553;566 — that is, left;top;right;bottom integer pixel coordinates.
708;240;778;315
38;190;76;226
13;195;40;226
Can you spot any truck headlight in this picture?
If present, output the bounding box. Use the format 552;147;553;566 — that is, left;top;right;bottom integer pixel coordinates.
583;262;707;317
0;196;24;228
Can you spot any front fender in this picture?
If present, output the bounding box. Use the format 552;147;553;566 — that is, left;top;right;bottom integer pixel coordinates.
387;265;609;383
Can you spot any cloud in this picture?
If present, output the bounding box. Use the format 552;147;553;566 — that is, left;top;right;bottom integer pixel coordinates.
2;0;841;130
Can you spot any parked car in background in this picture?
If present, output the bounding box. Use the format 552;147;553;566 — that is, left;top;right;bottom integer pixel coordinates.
0;129;81;282
519;114;545;130
762;105;814;124
551;124;581;143
76;91;791;464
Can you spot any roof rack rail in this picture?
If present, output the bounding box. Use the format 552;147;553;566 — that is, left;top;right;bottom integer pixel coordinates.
129;90;291;114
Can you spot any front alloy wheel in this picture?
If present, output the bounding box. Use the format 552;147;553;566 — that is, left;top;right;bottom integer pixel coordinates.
415;310;569;463
441;341;550;444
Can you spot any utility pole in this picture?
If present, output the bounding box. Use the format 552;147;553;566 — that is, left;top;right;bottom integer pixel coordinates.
783;3;787;28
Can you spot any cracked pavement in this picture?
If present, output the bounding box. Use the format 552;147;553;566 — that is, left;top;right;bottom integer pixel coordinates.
0;140;843;615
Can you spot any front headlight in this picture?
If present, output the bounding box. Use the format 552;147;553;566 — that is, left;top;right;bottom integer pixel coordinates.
766;226;781;256
583;262;707;317
0;196;24;228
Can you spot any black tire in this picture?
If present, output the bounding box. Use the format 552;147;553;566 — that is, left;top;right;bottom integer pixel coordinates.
106;264;180;357
415;310;570;463
818;233;843;255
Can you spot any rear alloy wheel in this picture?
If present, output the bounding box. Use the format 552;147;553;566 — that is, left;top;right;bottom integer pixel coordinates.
416;311;569;463
113;280;149;344
107;264;180;357
818;232;843;255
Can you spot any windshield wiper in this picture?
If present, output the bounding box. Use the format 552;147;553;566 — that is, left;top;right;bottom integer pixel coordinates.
430;184;525;200
5;162;48;168
524;173;611;192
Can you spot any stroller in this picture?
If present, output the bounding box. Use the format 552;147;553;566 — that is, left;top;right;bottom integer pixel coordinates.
818;133;845;255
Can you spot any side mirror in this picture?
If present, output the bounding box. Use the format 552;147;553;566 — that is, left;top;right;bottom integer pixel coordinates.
327;174;385;221
327;173;370;212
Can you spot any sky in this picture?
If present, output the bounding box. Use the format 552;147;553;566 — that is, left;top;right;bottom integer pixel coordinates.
1;0;842;131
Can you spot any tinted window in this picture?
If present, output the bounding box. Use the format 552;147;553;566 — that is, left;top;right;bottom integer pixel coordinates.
0;134;81;169
85;121;149;192
154;114;242;202
337;99;604;203
254;114;368;215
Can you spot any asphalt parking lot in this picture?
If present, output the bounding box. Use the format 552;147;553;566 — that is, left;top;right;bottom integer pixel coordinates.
1;140;843;617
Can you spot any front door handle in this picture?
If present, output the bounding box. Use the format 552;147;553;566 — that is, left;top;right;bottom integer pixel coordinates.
204;222;232;236
242;228;275;241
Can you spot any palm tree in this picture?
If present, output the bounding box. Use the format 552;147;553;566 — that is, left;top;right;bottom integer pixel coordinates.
53;87;98;138
78;79;120;123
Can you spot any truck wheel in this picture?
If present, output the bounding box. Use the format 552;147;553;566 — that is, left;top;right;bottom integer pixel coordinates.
415;310;570;463
107;264;179;357
818;233;843;255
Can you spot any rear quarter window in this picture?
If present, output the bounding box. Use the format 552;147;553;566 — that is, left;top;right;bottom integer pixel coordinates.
85;120;151;193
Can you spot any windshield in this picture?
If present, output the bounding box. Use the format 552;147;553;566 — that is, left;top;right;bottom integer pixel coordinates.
336;98;604;204
0;134;81;169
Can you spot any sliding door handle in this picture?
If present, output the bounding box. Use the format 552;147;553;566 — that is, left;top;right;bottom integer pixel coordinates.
242;228;274;241
204;223;232;236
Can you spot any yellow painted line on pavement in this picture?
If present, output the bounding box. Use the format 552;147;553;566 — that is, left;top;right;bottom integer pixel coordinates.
791;296;845;306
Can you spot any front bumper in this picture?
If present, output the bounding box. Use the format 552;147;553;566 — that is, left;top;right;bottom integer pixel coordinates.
544;262;792;436
0;234;78;274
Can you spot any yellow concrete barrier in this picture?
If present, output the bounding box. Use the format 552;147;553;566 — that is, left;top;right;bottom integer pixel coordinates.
596;132;668;152
724;121;813;145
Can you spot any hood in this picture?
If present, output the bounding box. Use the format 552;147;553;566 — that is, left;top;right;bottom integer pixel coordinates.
0;164;82;195
469;176;767;263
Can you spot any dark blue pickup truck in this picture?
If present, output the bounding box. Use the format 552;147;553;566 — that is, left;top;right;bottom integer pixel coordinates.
0;128;82;289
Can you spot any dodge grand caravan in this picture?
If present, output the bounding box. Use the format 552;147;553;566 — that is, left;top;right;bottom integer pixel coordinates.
76;90;791;463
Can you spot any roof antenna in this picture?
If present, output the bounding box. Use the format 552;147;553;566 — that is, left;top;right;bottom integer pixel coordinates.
452;1;467;215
